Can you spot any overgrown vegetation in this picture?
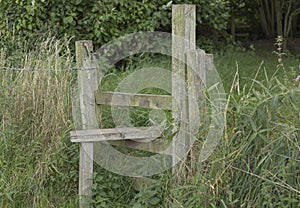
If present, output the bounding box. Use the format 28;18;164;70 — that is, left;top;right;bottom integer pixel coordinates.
0;35;299;207
0;0;231;49
1;0;300;207
2;0;300;51
0;37;79;207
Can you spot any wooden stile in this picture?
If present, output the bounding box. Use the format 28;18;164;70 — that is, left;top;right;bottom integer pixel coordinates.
71;4;213;207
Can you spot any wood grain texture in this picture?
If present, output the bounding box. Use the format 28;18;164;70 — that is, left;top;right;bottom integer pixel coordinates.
171;4;196;175
186;49;207;174
205;53;214;71
186;49;206;103
71;126;172;155
71;126;162;142
95;91;172;110
76;40;97;208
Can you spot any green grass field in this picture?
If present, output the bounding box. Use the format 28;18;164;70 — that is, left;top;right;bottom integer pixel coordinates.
214;48;300;91
0;37;299;207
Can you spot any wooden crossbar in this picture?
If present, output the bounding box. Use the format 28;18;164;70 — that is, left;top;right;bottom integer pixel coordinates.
95;91;172;110
71;126;162;142
70;126;171;154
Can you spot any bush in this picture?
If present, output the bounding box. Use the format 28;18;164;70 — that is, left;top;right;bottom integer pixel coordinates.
0;0;230;50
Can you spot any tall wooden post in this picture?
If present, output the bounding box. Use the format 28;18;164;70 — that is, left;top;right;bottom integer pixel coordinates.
172;4;196;180
76;40;98;207
186;49;207;174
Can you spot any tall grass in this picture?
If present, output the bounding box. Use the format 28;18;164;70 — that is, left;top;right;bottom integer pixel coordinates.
169;63;300;207
214;48;299;92
0;37;79;207
0;36;299;208
90;51;300;207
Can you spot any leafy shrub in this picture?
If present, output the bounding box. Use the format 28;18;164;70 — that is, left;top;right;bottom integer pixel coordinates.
130;179;167;208
91;168;135;207
0;0;231;50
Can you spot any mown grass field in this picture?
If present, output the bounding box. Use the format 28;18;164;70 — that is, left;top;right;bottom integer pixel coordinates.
0;37;299;207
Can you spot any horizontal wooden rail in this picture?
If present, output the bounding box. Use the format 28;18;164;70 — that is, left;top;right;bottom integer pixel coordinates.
71;126;162;142
95;91;172;110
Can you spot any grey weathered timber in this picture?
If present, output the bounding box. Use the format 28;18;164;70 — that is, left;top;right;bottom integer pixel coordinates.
71;126;172;154
186;49;207;173
172;4;196;177
76;40;98;208
205;53;214;71
71;126;162;142
95;91;172;110
186;49;206;111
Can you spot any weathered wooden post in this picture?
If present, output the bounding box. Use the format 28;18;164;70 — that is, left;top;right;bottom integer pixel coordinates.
186;49;207;173
172;4;196;180
76;40;98;208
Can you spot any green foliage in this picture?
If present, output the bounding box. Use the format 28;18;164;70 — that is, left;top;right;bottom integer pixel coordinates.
0;0;170;47
1;33;299;207
91;169;135;207
196;0;230;31
87;0;158;43
91;169;170;208
229;0;257;23
130;179;167;208
0;0;232;50
92;49;300;207
169;61;299;207
224;71;299;207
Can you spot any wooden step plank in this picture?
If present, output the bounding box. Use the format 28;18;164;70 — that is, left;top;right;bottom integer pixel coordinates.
95;91;172;110
70;126;162;142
